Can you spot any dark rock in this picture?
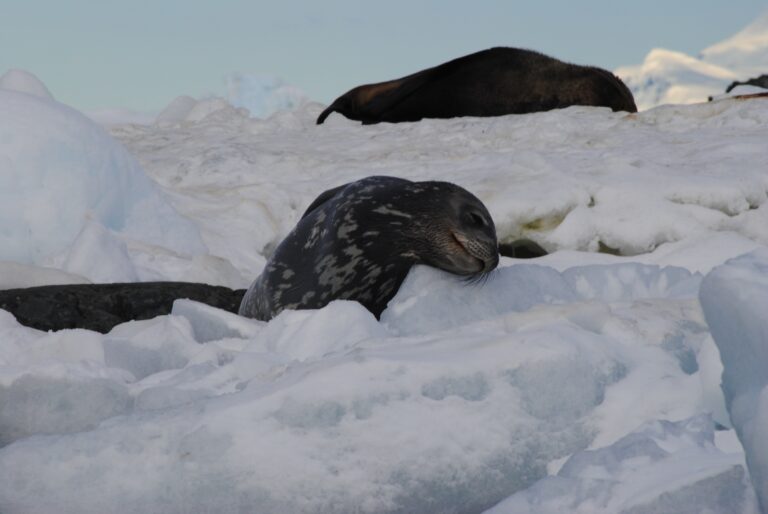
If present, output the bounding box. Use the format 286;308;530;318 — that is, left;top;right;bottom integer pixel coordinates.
0;282;246;334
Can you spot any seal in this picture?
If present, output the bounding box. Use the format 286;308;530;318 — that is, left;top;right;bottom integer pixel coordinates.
317;47;637;125
239;176;499;321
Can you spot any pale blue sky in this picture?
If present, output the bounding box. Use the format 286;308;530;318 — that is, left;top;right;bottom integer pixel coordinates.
1;0;765;112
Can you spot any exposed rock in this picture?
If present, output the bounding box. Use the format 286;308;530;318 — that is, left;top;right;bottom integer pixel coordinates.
0;282;245;333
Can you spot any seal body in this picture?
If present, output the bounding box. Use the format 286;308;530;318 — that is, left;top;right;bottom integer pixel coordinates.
317;47;637;125
239;176;499;321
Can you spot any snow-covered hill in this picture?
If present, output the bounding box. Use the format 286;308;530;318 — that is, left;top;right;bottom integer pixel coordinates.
701;9;768;78
616;9;768;110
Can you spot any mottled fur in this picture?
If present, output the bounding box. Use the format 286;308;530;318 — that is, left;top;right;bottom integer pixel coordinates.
239;176;499;321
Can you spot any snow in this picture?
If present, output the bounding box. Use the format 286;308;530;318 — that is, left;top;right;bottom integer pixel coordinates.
86;107;156;126
224;73;309;119
486;416;758;514
615;48;737;110
1;65;768;512
0;69;54;100
0;89;207;284
616;8;768;109
700;249;768;512
153;75;308;125
701;10;768;78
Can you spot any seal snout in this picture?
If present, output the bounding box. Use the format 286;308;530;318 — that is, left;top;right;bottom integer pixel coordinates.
452;231;499;275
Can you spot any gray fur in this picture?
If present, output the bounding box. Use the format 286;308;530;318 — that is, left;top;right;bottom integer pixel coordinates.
239;176;499;321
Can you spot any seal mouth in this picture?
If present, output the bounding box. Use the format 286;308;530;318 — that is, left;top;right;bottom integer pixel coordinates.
451;232;492;274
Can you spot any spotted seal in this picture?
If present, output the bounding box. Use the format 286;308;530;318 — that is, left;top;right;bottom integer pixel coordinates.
238;176;499;321
317;47;637;125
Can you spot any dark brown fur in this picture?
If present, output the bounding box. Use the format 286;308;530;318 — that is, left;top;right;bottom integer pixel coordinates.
317;47;637;125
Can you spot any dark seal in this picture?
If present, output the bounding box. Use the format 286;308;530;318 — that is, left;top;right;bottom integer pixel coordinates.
316;47;637;125
239;176;499;321
725;74;768;93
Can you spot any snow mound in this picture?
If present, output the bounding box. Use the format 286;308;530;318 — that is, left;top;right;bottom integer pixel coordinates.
154;75;308;125
700;249;768;512
171;298;261;343
0;90;205;270
383;263;700;336
0;69;53;100
486;415;757;514
155;95;197;123
224;73;309;118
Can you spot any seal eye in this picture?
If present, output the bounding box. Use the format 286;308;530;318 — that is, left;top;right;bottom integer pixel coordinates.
466;211;487;227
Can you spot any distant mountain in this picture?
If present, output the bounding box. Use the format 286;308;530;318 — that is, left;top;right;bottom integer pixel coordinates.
615;9;768;110
700;9;768;78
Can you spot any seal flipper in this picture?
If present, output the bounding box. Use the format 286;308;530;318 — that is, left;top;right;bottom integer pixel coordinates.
356;69;437;123
317;67;439;125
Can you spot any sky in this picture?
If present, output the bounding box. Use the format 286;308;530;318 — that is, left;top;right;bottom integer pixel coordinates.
1;0;766;113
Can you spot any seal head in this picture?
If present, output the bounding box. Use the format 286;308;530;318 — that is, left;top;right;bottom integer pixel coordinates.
239;176;499;321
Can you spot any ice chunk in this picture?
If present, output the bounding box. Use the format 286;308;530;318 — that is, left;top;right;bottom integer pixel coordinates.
155;95;198;123
0;90;205;265
171;298;261;343
382;264;578;335
700;248;768;512
0;361;133;447
102;315;201;380
184;97;234;122
60;220;139;283
383;263;701;336
245;300;387;361
562;264;700;302
224;73;308;118
485;416;758;514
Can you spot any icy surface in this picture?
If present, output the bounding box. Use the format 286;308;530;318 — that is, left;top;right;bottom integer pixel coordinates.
111;97;768;281
700;249;768;512
0;260;734;513
1;66;768;512
0;69;54;100
486;415;758;514
0;260;89;289
86;107;156;126
224;73;309;118
0;90;205;276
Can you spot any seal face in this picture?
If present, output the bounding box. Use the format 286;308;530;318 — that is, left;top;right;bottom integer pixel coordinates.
239;176;499;321
317;47;637;125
